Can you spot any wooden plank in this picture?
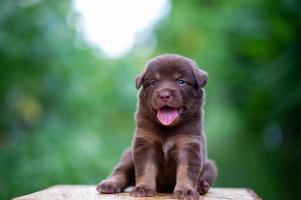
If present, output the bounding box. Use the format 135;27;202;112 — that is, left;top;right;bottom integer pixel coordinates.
13;185;262;200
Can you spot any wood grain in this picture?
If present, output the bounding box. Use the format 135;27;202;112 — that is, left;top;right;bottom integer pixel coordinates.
13;185;262;200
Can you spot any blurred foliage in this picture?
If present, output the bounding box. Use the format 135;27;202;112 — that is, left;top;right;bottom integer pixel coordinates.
0;0;300;199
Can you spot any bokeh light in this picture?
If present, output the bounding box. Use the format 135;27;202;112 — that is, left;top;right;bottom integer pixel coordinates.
73;0;170;58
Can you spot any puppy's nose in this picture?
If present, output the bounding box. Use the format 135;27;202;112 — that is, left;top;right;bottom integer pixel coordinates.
159;91;172;103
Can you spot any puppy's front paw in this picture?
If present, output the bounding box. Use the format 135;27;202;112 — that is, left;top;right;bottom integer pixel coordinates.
96;180;121;194
173;188;200;200
198;180;210;195
130;184;156;197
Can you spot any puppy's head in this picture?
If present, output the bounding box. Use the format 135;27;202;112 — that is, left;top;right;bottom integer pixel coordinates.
136;54;208;126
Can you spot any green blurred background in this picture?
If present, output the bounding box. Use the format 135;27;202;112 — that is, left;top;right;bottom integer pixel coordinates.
0;0;300;199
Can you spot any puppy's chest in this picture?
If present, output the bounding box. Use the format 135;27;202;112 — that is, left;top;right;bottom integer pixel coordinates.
159;135;203;160
162;140;175;159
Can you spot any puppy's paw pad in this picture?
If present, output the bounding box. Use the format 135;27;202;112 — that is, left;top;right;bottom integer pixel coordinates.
96;181;121;194
130;185;156;197
198;181;210;195
173;189;200;200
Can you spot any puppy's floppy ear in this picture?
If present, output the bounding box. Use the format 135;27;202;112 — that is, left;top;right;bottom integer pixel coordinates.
135;71;145;89
193;67;208;88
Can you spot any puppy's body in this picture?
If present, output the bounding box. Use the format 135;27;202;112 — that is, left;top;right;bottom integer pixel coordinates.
97;54;217;199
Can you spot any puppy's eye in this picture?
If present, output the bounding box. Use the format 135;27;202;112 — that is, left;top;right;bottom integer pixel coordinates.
177;79;186;86
150;80;158;87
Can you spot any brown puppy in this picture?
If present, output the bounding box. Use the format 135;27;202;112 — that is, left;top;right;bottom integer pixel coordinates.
97;54;217;200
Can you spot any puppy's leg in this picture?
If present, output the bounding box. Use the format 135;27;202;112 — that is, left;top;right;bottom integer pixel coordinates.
130;137;159;197
97;148;134;194
197;159;217;195
172;141;203;200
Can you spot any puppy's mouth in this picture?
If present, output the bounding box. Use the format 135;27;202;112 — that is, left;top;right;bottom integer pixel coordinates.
156;106;179;126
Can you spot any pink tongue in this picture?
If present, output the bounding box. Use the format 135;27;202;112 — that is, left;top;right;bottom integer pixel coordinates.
157;107;178;126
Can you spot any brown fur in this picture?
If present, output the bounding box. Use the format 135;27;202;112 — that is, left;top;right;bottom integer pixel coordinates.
97;54;217;199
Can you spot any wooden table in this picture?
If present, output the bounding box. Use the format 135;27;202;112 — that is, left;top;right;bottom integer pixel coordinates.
13;185;262;200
